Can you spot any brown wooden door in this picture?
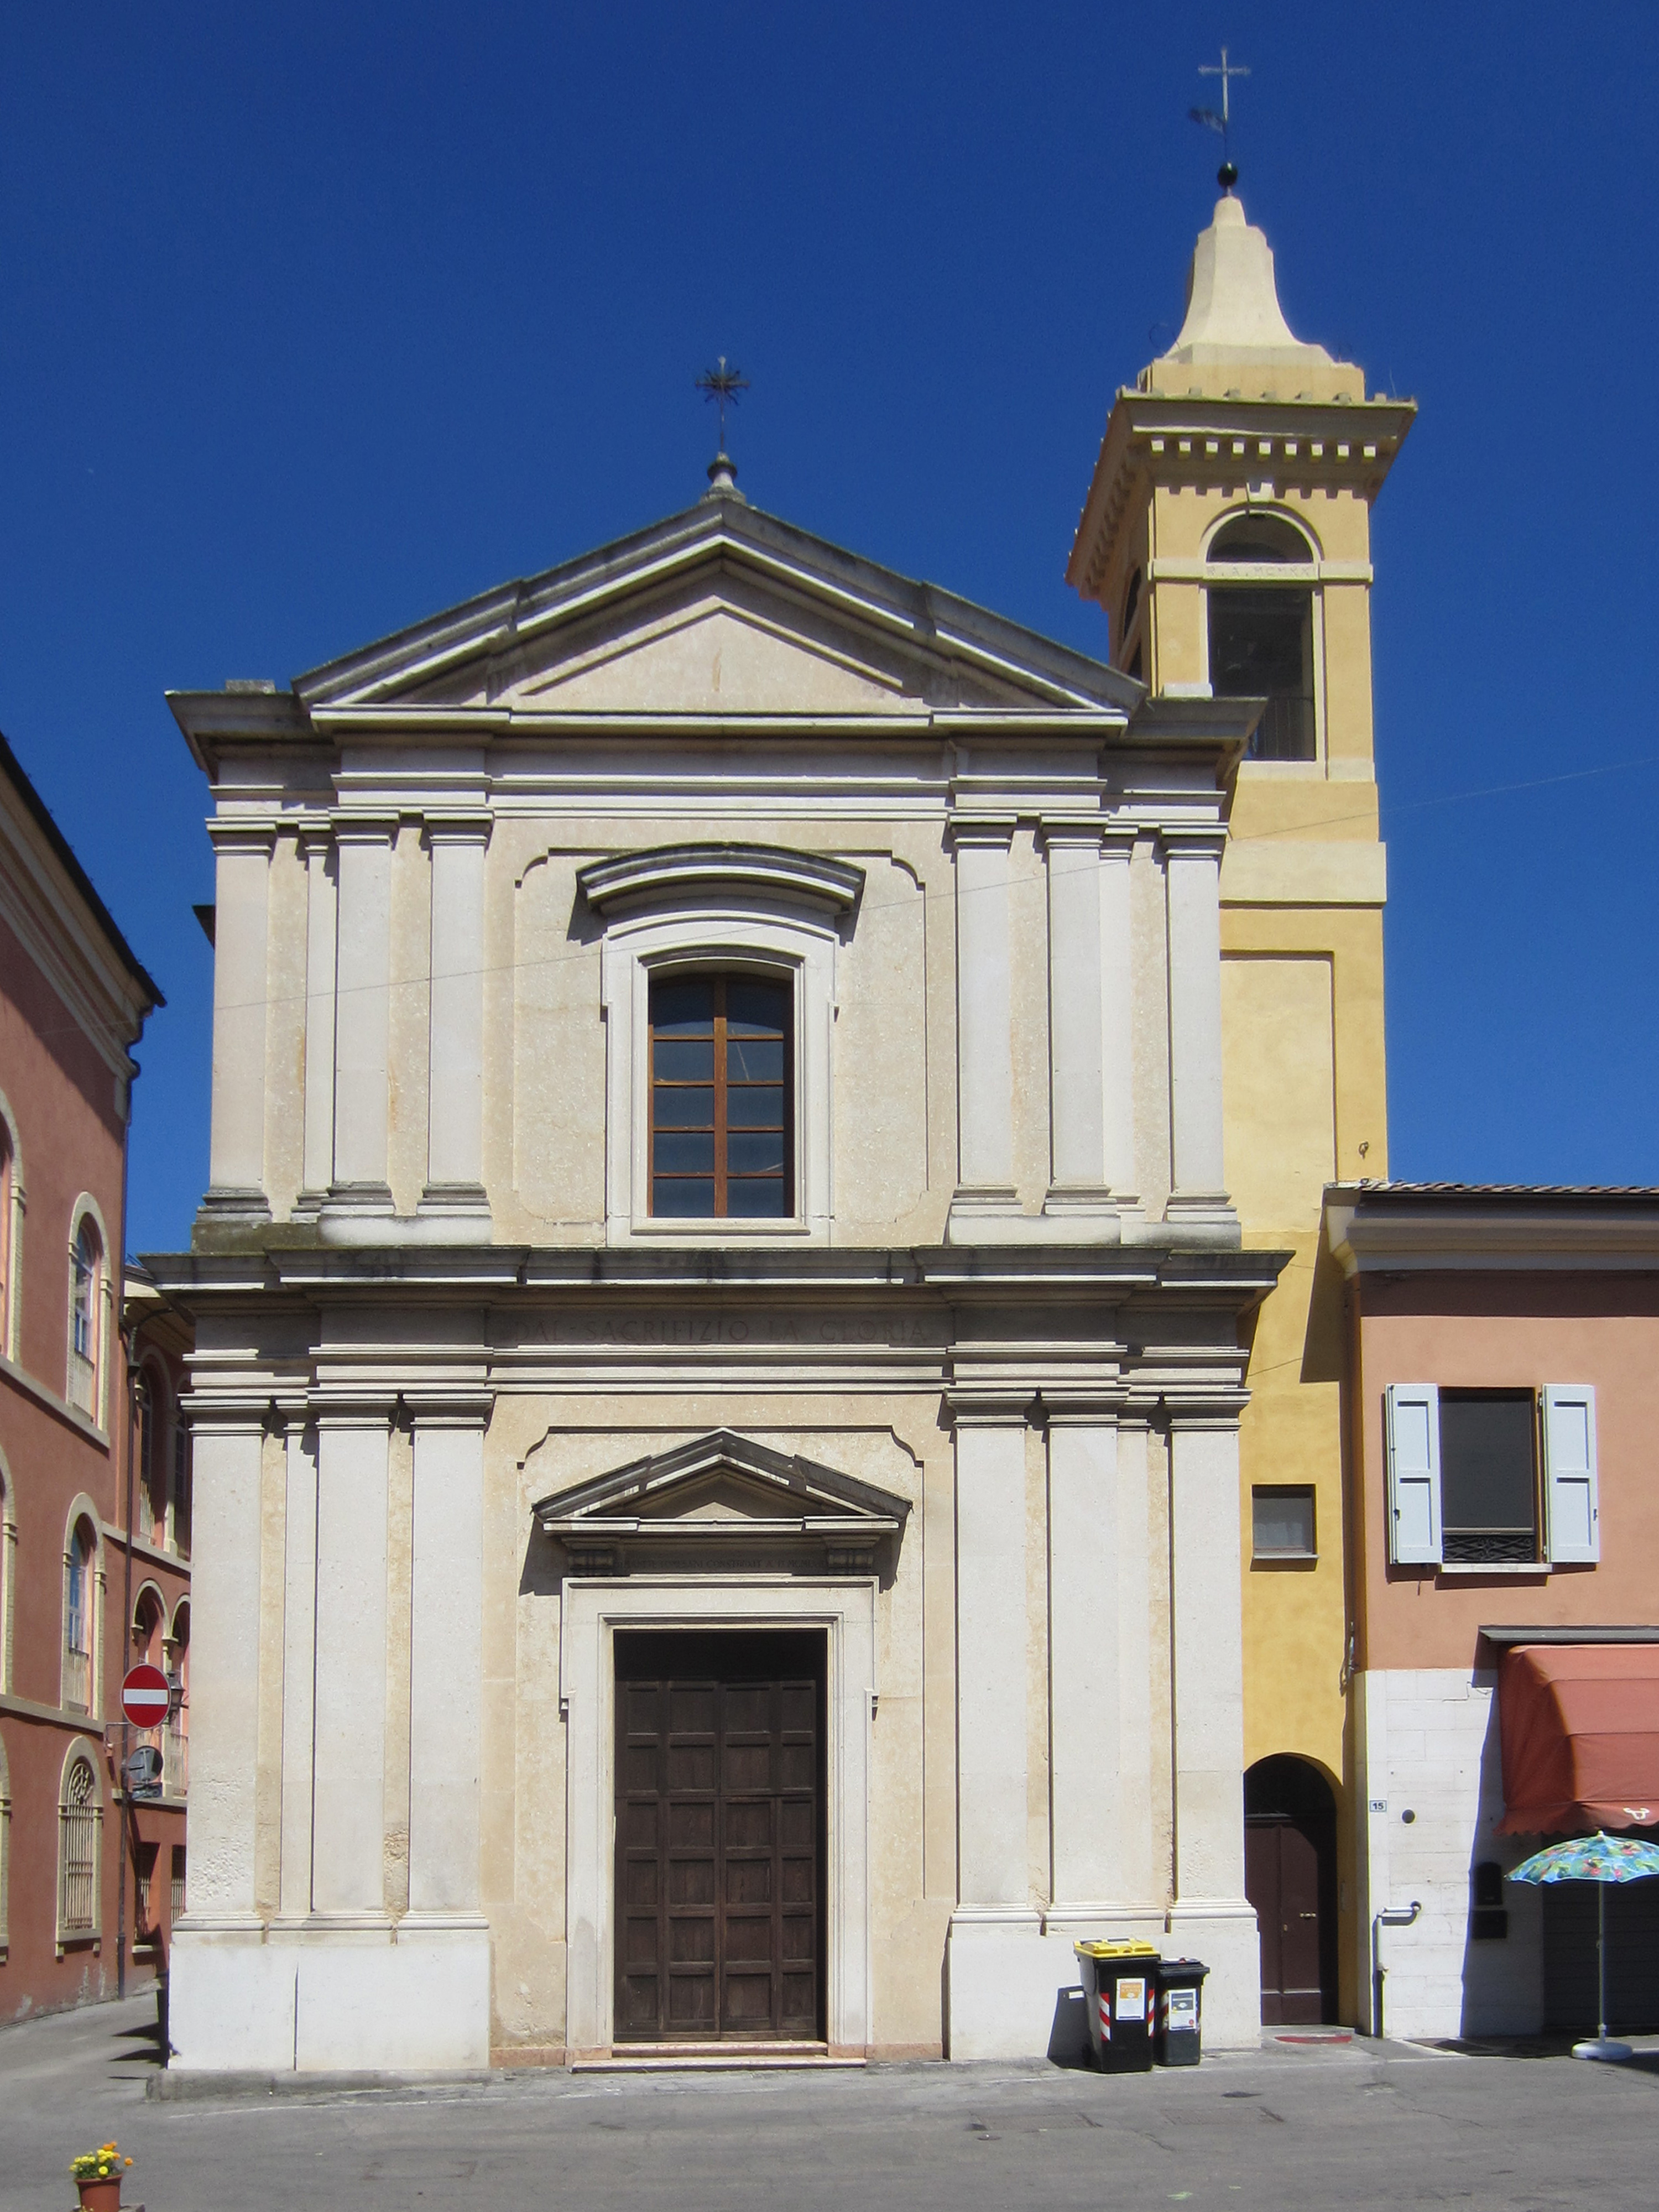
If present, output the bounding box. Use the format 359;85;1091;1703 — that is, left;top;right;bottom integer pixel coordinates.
614;1630;823;2042
1246;1815;1324;2025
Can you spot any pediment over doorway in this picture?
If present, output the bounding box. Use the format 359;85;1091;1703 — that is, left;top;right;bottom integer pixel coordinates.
531;1428;911;1577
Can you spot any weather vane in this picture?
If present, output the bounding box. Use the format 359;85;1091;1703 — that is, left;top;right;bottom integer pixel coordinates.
695;356;750;457
1190;46;1249;192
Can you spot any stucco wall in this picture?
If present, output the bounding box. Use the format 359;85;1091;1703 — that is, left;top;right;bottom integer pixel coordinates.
1354;1285;1659;1672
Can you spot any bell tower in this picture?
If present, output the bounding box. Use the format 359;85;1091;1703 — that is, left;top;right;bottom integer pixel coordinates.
1068;186;1415;2022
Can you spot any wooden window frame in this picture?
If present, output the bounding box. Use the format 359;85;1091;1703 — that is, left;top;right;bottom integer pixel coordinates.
648;974;793;1220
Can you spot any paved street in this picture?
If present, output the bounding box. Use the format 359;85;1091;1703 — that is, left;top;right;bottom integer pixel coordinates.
4;1997;1659;2210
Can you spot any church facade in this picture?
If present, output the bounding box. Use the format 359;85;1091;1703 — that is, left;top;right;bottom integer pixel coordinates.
154;191;1409;2067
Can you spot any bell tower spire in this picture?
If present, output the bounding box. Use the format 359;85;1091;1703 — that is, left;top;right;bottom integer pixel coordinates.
1066;193;1416;1928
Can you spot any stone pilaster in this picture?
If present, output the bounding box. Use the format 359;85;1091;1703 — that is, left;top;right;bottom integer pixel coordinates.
418;816;491;1234
946;821;1020;1240
201;826;273;1226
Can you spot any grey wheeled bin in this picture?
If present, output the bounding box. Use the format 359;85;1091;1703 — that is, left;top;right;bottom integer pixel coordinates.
1073;1941;1159;2073
1153;1959;1209;2067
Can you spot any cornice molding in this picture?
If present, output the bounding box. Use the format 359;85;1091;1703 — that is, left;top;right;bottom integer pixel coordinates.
1067;392;1415;602
577;841;864;921
1327;1193;1659;1277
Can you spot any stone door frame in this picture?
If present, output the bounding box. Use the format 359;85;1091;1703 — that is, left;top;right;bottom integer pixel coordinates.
561;1574;877;2056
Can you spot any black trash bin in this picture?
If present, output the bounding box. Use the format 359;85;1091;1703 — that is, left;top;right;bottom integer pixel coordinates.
1074;1942;1159;2073
1153;1959;1209;2067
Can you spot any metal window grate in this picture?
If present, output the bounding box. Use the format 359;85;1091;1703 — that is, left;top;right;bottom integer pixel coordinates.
59;1760;98;1934
170;1846;186;1923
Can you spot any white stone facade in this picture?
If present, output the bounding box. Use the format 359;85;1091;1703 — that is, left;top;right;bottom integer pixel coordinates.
154;498;1281;2070
1355;1667;1545;2041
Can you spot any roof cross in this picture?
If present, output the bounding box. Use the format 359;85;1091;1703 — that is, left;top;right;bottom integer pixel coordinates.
1190;46;1250;190
695;356;750;458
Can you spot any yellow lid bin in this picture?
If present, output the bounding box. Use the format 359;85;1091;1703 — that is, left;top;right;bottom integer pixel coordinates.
1072;1942;1161;2072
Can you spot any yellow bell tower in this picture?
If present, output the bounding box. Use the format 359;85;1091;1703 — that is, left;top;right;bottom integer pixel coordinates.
1068;187;1413;2022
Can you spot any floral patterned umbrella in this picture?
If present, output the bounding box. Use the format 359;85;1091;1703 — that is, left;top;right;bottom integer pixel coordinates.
1508;1830;1659;2059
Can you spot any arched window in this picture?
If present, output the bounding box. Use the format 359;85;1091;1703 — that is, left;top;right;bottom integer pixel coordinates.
1206;513;1317;762
0;1119;13;1360
64;1518;95;1712
173;1418;192;1559
1119;567;1142;654
58;1750;101;1942
67;1215;103;1418
131;1584;164;1668
165;1600;190;1797
137;1364;170;1545
1207;514;1314;565
648;974;791;1219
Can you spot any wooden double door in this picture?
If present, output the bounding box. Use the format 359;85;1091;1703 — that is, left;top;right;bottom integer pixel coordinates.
614;1630;825;2042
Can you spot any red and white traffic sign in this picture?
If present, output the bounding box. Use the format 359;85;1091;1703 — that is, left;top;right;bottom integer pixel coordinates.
121;1663;170;1728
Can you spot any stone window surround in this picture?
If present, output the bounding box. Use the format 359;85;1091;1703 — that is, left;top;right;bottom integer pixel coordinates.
65;1192;112;1432
598;907;839;1245
558;1573;877;2058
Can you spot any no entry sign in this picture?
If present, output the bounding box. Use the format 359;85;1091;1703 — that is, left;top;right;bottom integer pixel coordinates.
121;1662;170;1728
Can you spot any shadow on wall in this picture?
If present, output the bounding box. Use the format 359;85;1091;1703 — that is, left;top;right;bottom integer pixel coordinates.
1048;1985;1091;2068
1457;1684;1543;2037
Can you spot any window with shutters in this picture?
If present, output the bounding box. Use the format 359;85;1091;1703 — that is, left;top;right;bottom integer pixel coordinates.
1441;1392;1536;1563
1384;1383;1599;1569
648;975;791;1220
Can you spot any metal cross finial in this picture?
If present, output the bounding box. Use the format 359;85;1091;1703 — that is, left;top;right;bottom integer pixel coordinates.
695;355;750;455
1190;46;1250;189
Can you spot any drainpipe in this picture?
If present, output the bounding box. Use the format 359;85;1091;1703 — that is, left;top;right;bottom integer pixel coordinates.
1371;1900;1421;2040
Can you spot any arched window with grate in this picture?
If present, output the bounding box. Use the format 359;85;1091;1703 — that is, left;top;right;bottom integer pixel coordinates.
58;1750;100;1944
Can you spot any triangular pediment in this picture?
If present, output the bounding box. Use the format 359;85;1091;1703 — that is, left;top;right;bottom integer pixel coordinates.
532;1429;911;1574
291;499;1138;722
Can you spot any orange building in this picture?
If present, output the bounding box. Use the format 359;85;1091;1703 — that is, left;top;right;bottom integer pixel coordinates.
0;729;169;2020
1328;1182;1659;2040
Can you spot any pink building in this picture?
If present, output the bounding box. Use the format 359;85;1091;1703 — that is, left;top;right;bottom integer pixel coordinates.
0;730;168;2020
1328;1183;1659;2041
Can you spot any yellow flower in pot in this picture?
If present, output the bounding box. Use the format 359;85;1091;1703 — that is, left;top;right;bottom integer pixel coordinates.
69;2142;133;2211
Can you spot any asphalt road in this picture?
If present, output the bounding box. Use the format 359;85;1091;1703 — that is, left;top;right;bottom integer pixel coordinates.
4;1996;1659;2210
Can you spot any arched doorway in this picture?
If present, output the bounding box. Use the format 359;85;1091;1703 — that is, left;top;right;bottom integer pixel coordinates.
1245;1755;1338;2025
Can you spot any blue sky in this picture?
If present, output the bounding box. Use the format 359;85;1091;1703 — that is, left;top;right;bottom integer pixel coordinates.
2;3;1655;1253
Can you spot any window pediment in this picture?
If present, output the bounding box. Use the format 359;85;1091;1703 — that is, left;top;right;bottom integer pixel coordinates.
533;1428;910;1575
578;843;864;924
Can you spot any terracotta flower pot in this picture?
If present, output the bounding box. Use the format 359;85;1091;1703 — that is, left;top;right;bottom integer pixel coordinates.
75;2178;122;2211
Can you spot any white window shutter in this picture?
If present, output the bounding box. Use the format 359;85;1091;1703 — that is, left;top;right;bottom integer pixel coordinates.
1541;1385;1599;1564
1385;1384;1442;1565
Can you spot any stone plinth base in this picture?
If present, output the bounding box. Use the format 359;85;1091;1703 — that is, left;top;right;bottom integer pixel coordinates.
946;1902;1262;2060
168;1918;491;2072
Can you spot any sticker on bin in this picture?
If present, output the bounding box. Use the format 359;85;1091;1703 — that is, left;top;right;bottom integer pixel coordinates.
1166;1986;1199;2028
1115;1976;1147;2021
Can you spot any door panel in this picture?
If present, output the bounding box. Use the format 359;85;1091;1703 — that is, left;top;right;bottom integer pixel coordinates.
615;1630;825;2042
1247;1815;1329;2026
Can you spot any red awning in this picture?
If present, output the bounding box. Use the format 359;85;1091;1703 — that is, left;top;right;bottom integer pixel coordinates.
1498;1644;1659;1835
